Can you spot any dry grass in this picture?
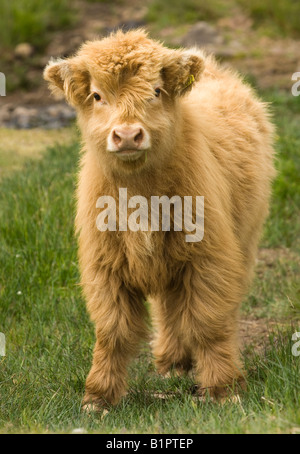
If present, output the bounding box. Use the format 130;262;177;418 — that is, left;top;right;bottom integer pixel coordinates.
0;127;78;177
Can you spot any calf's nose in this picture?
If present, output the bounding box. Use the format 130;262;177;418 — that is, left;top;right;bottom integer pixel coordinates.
110;124;147;151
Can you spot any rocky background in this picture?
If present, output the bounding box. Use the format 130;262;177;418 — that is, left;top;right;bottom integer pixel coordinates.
1;0;300;129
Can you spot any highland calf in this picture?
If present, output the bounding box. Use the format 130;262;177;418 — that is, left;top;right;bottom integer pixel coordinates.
44;30;275;408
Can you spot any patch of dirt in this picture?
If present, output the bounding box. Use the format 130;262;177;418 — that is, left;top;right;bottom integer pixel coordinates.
255;247;300;286
233;45;300;90
257;247;300;265
258;247;285;266
239;316;292;353
242;247;300;346
239;248;300;351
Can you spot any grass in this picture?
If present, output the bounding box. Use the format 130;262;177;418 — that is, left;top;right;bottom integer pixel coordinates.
147;0;300;37
0;90;299;433
146;0;229;28
263;91;300;249
241;87;300;318
0;127;77;177
237;0;300;37
0;0;76;50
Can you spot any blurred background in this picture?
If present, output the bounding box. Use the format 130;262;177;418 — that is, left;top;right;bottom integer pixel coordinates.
0;0;300;434
0;0;300;129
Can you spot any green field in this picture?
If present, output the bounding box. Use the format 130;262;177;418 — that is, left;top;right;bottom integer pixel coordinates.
0;89;299;433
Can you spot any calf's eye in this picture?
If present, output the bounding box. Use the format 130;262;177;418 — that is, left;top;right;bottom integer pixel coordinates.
93;92;101;101
155;88;161;98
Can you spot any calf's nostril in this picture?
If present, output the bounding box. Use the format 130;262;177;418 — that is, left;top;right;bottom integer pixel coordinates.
134;129;144;145
113;130;122;145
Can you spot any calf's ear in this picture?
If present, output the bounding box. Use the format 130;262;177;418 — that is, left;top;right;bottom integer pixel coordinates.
161;49;204;97
43;57;90;107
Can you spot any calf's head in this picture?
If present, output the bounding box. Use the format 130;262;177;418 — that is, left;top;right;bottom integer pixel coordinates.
44;30;204;175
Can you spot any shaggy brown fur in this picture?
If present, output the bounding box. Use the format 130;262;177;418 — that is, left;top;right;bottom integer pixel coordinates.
44;29;275;407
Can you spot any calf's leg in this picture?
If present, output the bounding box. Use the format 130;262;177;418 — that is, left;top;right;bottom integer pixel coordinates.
150;294;193;376
152;262;246;398
83;280;148;409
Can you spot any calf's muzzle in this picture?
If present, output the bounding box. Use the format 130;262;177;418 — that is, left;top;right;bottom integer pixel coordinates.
107;124;150;161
